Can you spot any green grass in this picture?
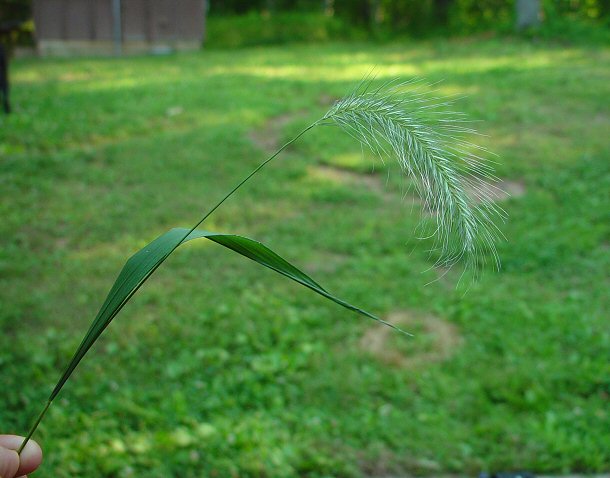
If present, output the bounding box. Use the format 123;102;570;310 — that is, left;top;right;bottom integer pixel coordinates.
1;39;609;477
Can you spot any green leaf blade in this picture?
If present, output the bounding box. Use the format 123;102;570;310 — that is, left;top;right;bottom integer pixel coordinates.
49;228;403;402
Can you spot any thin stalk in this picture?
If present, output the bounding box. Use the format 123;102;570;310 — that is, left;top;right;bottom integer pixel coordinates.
178;120;321;246
18;401;50;454
18;120;320;455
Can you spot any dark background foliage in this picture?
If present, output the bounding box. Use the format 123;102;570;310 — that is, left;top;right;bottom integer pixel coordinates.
2;0;609;49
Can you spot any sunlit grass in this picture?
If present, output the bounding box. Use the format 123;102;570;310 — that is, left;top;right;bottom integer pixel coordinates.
1;38;609;477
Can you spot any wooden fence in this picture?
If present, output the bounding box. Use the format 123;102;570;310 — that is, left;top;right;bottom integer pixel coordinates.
33;0;206;56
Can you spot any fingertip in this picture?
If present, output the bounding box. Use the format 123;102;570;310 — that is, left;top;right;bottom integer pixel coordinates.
16;439;42;476
0;446;20;478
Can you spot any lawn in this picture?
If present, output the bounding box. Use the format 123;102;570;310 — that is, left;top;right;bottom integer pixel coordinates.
1;38;609;477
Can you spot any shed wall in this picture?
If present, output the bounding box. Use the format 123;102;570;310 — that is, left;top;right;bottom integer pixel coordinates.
32;0;205;56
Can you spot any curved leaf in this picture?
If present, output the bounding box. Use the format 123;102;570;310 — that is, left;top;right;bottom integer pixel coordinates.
50;228;406;401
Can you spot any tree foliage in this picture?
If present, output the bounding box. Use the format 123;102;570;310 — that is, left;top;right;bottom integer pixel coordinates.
0;0;33;49
208;0;610;35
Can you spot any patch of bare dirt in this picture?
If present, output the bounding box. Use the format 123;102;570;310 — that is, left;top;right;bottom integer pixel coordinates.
312;164;386;192
248;110;307;154
358;449;441;478
358;450;406;478
370;475;610;478
360;310;462;369
309;164;419;204
318;93;340;106
465;178;526;203
303;251;350;274
423;178;526;217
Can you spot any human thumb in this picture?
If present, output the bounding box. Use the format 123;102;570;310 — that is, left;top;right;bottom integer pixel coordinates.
0;445;19;478
0;436;42;478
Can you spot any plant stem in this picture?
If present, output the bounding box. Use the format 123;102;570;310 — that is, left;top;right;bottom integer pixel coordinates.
178;120;321;244
18;400;50;454
105;121;322;332
18;120;320;456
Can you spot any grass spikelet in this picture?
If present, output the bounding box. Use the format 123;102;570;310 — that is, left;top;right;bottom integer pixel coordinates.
322;79;506;273
16;79;503;454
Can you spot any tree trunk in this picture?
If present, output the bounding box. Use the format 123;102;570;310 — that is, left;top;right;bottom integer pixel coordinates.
369;0;382;29
516;0;541;30
434;0;453;27
0;44;10;114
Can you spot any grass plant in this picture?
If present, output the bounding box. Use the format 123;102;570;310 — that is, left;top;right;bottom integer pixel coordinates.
1;39;608;477
16;78;500;455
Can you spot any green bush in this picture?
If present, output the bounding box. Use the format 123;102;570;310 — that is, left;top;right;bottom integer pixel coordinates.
534;14;610;43
0;0;35;49
204;3;609;48
205;12;366;48
536;0;610;43
447;0;514;34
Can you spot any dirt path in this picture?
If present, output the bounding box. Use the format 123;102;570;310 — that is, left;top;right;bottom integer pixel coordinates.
360;310;463;369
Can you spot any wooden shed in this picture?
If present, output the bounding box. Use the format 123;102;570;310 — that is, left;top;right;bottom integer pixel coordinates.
32;0;207;56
